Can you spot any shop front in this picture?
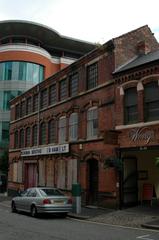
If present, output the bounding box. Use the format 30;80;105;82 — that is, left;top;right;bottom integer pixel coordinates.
117;125;159;208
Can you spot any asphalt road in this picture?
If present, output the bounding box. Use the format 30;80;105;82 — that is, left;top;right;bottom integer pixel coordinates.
0;203;159;240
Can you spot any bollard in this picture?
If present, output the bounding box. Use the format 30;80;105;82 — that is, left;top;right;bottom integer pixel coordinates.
72;183;81;214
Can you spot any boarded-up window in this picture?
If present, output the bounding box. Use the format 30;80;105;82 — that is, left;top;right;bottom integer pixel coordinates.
13;162;18;182
57;160;66;189
46;160;54;187
38;159;45;186
67;159;77;190
17;161;22;183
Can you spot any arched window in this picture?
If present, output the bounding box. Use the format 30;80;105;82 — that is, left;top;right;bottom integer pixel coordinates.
48;120;56;143
19;129;24;148
144;81;159;121
40;122;46;145
69;113;78;141
58;117;66;143
124;87;138;124
14;130;19;148
32;125;38;146
87;107;98;139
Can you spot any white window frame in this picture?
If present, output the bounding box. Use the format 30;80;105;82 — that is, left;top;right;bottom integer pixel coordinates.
69;113;78;141
58;116;66;143
87;107;98;139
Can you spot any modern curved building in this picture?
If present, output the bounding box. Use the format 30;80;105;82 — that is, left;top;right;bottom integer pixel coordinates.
0;20;95;155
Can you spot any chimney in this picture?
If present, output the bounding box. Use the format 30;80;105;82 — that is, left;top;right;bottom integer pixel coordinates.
136;41;150;55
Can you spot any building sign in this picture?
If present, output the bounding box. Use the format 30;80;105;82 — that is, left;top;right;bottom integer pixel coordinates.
129;127;155;145
21;144;69;157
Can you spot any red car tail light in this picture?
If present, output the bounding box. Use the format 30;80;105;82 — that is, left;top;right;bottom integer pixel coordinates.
43;199;51;204
68;198;72;204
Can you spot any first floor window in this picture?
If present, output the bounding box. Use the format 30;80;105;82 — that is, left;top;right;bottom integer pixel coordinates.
144;81;159;121
69;113;78;141
87;107;98;139
48;120;56;143
58;117;66;143
40;122;46;145
32;125;38;146
124;87;138;124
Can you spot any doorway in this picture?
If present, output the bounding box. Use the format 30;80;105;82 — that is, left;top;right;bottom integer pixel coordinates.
24;163;37;189
122;157;138;207
87;159;98;205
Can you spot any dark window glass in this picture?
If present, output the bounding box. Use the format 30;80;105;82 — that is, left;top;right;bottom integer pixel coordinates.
49;84;56;105
40;89;48;109
14;130;19;148
26;97;32;115
70;73;79;97
19;129;24;148
20;101;25;117
15;104;20;119
26;127;31;147
48;120;56;144
33;94;38;112
40;122;46;145
87;62;98;90
124;88;138;124
59;79;67;101
32;125;38;146
144;82;159;121
4;62;12;80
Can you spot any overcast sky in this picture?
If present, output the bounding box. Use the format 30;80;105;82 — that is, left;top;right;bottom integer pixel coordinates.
0;0;159;44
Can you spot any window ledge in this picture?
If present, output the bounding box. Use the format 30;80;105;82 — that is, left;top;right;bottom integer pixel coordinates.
115;120;159;130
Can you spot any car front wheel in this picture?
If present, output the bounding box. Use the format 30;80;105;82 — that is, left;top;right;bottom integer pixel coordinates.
30;205;38;217
11;201;17;213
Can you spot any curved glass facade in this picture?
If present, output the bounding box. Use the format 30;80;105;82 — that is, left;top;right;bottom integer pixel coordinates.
0;61;44;83
0;61;44;149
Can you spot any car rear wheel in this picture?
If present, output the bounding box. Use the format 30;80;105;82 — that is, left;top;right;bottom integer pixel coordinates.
30;205;38;217
11;201;17;213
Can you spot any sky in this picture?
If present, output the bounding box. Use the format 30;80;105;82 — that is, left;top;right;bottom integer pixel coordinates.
0;0;159;44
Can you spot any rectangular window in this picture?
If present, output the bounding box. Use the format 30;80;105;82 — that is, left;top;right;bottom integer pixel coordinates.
4;62;12;80
40;89;48;109
49;84;56;105
144;82;159;121
20;101;25;117
58;117;66;143
87;107;98;139
26;97;32;115
48;120;56;143
124;88;138;124
33;94;38;112
32;125;38;146
87;62;98;90
15;104;20;119
69;113;78;141
59;78;67;101
69;73;79;97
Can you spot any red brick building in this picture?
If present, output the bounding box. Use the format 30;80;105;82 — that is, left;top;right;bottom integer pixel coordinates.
8;25;159;208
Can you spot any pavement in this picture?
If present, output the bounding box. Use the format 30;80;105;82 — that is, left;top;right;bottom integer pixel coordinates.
1;193;159;230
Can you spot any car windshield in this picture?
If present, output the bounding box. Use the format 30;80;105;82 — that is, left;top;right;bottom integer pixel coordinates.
39;188;64;197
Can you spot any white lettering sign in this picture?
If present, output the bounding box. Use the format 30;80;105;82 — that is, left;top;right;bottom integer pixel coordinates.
21;144;69;156
129;127;155;144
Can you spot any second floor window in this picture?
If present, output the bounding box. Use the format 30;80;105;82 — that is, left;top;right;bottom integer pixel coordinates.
87;62;98;90
70;73;79;97
144;82;159;121
59;78;67;101
20;101;25;117
40;89;47;109
33;94;38;112
49;84;56;105
124;87;138;124
26;97;32;115
69;113;78;141
58;117;66;143
15;104;20;119
87;107;98;139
